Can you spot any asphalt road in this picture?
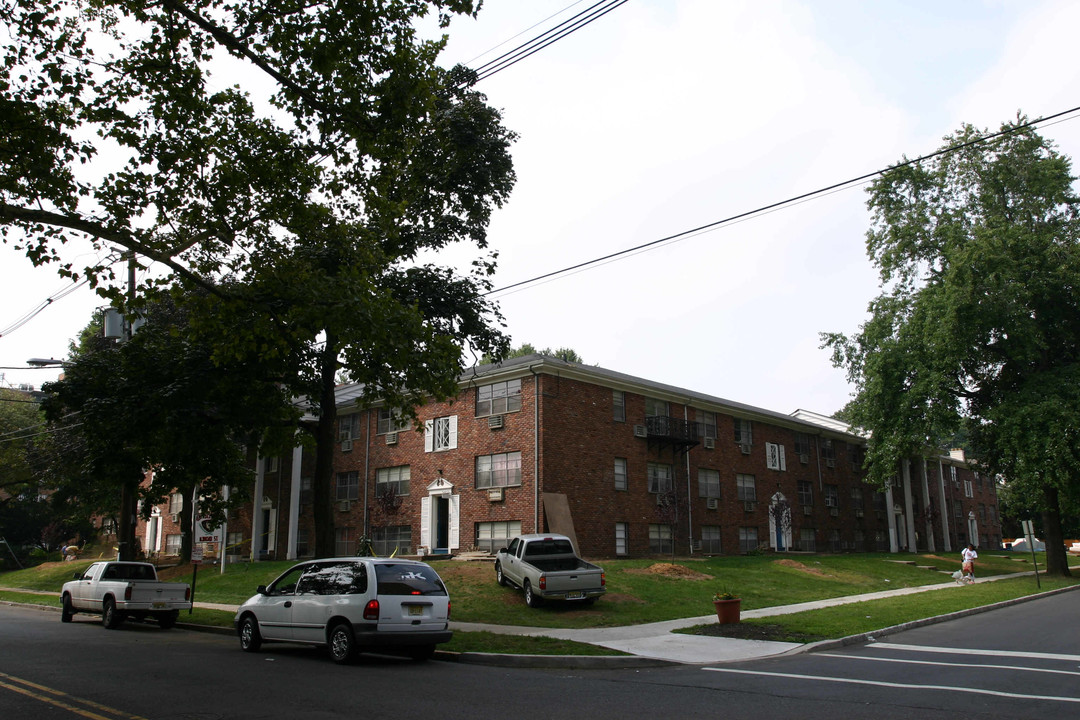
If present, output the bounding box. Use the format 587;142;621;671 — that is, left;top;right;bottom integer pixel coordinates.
1;590;1077;719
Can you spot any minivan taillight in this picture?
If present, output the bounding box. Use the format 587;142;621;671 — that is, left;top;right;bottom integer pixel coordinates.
363;598;380;620
124;587;132;601
447;601;451;620
601;572;606;587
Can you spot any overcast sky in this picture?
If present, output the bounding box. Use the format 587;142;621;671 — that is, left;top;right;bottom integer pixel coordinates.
3;0;1080;419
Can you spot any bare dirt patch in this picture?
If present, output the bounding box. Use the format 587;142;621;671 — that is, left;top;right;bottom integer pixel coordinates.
773;558;830;576
623;563;712;581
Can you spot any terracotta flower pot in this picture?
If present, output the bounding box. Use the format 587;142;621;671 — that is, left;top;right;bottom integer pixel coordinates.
713;598;741;624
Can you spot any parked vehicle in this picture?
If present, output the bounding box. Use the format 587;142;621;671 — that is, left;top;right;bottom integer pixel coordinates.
60;561;192;629
233;557;452;664
494;534;606;607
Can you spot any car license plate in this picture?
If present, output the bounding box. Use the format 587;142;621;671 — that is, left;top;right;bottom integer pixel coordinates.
152;601;166;609
408;605;424;617
566;592;584;600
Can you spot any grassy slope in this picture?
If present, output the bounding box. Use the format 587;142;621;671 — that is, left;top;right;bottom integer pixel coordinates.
4;551;1074;655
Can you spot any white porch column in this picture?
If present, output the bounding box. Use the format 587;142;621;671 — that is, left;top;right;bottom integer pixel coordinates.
902;459;917;552
250;457;265;562
885;480;899;553
920;459;935;552
937;459;951;552
287;443;302;560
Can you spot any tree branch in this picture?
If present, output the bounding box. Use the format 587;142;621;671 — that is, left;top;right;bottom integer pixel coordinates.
0;204;226;299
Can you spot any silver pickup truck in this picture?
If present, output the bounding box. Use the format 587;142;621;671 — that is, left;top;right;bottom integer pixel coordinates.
494;534;606;607
61;561;192;629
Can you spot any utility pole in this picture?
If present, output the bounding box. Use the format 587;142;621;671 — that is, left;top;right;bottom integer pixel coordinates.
117;252;139;561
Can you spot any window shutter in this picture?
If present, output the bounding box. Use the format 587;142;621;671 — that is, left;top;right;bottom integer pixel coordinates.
779;444;787;471
420;496;431;548
447;415;458;450
424;420;433;453
449;495;460;549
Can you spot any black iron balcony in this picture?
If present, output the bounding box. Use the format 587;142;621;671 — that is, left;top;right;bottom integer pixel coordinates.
644;415;699;446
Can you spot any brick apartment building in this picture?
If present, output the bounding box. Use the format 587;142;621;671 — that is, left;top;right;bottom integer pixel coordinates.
137;354;1001;561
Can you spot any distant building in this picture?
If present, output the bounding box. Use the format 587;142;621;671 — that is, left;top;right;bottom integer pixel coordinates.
137;354;1000;560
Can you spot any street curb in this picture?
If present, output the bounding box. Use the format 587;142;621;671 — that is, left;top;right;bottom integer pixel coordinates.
435;649;675;668
795;582;1080;656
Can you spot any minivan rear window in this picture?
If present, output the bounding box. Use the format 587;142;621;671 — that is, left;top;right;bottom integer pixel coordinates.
373;563;447;596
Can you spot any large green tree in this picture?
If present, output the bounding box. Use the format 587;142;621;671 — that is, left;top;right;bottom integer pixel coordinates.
825;117;1080;576
2;1;516;557
41;293;299;561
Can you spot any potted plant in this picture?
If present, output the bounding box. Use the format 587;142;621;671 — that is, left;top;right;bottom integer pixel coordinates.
712;590;741;624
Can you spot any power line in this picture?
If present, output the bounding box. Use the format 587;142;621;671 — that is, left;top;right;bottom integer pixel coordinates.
486;106;1080;298
462;1;587;66
472;0;629;83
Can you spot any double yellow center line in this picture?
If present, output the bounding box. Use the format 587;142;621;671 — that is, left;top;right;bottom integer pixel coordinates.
0;671;148;720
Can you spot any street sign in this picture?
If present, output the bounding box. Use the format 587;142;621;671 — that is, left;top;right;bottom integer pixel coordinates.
191;545;204;564
195;518;221;543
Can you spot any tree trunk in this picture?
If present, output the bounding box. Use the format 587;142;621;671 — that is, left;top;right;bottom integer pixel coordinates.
1041;484;1072;577
118;480;138;561
311;335;340;558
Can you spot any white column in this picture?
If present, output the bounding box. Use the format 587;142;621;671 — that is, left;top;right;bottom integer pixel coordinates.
920;459;935;552
287;443;302;560
250;457;265;562
902;459;917;552
937;459;951;552
885;481;899;553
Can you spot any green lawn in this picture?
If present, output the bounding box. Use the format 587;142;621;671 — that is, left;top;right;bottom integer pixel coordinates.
4;551;1074;656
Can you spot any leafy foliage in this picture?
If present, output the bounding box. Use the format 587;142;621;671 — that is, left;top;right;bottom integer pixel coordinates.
3;1;518;556
824;116;1080;574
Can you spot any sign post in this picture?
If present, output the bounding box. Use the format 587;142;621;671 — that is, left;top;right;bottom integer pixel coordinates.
190;545;204;614
1021;519;1040;589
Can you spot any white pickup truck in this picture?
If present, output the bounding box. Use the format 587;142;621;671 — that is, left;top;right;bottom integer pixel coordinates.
60;561;192;629
494;534;606;607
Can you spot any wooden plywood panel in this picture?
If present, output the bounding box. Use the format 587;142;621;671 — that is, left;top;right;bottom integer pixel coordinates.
542;492;580;554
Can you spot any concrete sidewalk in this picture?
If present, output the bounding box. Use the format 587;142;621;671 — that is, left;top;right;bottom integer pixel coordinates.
448;573;1060;666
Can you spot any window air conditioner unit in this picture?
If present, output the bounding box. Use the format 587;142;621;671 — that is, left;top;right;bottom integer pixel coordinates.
825;458;835;468
337;430;352;442
825;498;836;508
633;424;648;438
337;500;351;512
170;514;179;523
706;497;719;510
740;443;752;455
743;500;756;512
855;508;864;518
341;438;353;452
385;431;398;445
703;437;715;449
488;415;504;429
692;540;703;551
830;507;840;517
803;505;813;516
799;453;809;464
487;488;504;502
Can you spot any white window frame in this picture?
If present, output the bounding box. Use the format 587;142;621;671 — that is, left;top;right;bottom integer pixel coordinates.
336;471;359;501
424;415;458;452
476;379;522;417
734;418;753;445
736;473;756;502
765;442;787;471
615;522;628;555
476;452;522;489
375;465;411;496
647;462;673;494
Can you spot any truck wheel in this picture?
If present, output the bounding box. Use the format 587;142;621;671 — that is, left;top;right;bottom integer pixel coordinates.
523;580;543;608
157;611;179;629
239;615;262;652
61;593;74;623
102;598;123;629
495;563;508;587
328;622;356;665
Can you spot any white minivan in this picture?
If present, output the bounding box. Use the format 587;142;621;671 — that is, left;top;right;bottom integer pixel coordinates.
234;557;452;663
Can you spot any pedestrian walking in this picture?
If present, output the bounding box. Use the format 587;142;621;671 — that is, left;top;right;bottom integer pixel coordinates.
961;543;978;583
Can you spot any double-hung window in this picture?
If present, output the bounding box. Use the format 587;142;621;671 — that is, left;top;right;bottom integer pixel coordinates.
613;390;626;422
734;418;753;445
698;468;720;498
736;473;756;502
476;379;522;417
377;408;403;435
614;458;628;490
476;452;522;488
336;472;359;501
696;410;717;439
375;466;410;496
647;462;673;494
